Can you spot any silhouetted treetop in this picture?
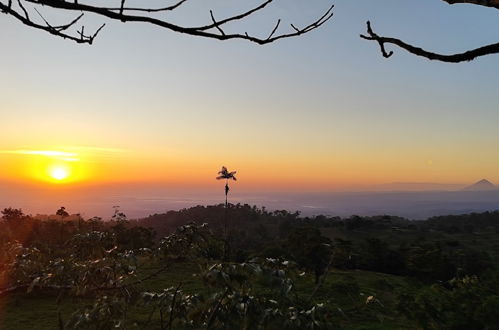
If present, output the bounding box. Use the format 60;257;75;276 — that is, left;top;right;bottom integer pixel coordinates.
216;166;237;181
56;206;69;218
1;207;25;221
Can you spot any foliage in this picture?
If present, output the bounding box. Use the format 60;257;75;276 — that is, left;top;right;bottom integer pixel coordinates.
59;223;333;329
56;207;69;219
1;207;25;221
398;275;499;329
285;227;333;284
0;205;498;329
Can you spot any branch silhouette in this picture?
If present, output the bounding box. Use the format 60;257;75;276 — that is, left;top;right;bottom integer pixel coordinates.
361;21;499;63
0;0;334;45
359;0;499;62
3;0;497;62
443;0;499;10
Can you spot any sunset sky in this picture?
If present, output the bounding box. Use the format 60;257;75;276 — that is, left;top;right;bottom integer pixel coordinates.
2;0;499;195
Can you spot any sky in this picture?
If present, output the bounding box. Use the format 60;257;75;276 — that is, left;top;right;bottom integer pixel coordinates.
1;0;499;202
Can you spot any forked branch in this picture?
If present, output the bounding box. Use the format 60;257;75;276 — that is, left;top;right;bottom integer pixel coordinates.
0;1;104;43
0;0;334;45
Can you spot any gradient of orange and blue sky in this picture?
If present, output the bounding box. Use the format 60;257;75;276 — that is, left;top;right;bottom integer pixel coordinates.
1;0;499;195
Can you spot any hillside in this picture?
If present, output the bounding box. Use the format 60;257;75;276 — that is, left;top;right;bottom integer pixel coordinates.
0;205;498;329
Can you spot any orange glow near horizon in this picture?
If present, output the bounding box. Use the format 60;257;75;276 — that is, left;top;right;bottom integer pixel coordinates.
0;148;92;185
0;145;497;191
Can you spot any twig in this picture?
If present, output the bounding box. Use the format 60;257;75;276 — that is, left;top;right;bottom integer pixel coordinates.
209;10;225;36
205;288;229;329
267;19;280;40
17;0;28;19
104;0;188;13
168;282;183;330
0;1;104;44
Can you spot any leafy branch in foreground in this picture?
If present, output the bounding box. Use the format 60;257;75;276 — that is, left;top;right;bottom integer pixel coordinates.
0;221;334;329
0;0;334;45
66;256;332;329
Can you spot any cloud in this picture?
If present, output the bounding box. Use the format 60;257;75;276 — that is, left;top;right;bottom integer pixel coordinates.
0;150;80;161
70;146;127;154
0;147;127;162
0;150;77;157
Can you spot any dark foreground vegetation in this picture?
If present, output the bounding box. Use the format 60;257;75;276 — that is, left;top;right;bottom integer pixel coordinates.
0;204;498;329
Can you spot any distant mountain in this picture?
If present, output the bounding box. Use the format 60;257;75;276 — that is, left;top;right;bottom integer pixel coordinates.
463;179;497;191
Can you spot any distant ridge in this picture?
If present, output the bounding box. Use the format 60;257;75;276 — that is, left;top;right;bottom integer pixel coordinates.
463;179;497;191
372;182;463;191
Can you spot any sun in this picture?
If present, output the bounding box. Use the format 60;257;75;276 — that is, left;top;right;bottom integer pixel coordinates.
17;149;88;184
49;166;70;181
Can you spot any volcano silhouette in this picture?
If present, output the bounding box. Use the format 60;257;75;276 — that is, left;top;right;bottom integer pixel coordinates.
463;179;497;191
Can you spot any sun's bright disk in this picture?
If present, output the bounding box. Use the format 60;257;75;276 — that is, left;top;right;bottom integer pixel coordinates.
49;166;70;181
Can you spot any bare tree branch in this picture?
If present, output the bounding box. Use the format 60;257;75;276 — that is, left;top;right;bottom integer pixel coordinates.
443;0;499;9
2;0;498;64
0;0;334;45
0;1;104;43
361;21;499;62
360;0;499;62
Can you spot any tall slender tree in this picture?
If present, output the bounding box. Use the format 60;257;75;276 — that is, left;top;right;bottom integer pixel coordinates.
216;166;237;209
216;166;237;259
